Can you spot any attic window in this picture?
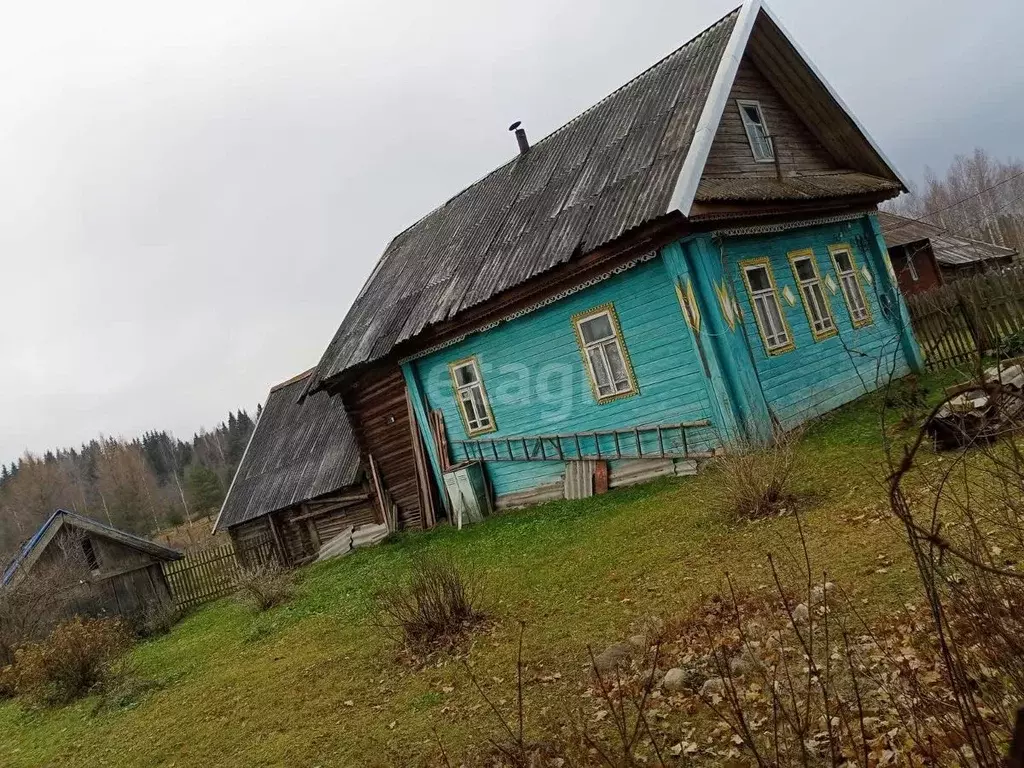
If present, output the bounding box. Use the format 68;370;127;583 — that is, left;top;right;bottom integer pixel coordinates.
737;100;774;163
81;538;99;573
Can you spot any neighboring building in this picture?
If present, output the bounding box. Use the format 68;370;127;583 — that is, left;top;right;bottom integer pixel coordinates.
213;369;387;565
1;509;181;621
305;0;923;518
878;210;1017;295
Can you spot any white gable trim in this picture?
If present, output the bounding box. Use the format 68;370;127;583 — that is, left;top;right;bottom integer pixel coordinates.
668;0;908;218
668;0;763;218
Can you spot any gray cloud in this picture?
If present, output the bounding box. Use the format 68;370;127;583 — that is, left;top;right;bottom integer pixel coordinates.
1;0;1020;462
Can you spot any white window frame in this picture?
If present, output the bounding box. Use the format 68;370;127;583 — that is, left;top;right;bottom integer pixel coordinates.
573;305;637;403
905;249;920;282
736;99;775;163
741;259;793;354
788;250;836;340
829;245;872;328
448;357;496;436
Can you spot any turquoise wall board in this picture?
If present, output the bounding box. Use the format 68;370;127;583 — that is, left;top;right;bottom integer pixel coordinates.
719;215;911;429
409;258;718;497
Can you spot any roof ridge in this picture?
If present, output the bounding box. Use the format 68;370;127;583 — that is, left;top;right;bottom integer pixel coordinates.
270;368;316;393
380;6;743;249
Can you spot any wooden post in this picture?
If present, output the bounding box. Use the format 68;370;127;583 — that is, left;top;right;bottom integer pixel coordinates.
267;513;288;568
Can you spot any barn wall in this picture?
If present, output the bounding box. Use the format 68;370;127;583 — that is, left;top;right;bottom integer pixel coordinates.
889;242;943;296
273;487;380;565
344;367;424;530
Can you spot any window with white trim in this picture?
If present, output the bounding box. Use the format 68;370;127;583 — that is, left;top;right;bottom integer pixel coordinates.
737;100;774;162
449;358;495;435
742;261;791;353
790;252;835;338
575;308;636;401
830;246;871;326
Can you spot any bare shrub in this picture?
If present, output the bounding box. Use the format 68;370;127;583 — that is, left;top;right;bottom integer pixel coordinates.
375;554;487;655
0;548;91;665
9;616;133;707
716;429;802;520
232;563;294;612
133;600;182;638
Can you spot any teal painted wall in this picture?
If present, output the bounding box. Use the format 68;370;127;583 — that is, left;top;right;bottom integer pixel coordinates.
406;214;920;502
718;215;911;429
411;258;719;496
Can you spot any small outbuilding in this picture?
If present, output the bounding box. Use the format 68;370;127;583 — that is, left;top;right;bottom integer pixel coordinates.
1;509;182;622
878;211;1017;296
214;369;387;566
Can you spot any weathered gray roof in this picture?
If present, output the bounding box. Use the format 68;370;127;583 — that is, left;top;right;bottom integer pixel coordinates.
697;172;900;203
877;211;1018;267
310;9;741;385
214;370;363;531
3;510;181;588
309;1;903;388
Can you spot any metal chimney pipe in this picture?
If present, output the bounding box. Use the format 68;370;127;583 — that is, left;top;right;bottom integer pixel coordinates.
509;121;529;154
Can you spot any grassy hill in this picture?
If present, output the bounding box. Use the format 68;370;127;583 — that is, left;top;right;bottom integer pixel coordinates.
0;375;956;767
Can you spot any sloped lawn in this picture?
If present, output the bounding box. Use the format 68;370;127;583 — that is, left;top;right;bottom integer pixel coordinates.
0;373;960;767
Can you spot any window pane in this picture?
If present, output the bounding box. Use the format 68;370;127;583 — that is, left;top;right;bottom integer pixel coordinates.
580;314;614;343
834;251;853;273
746;266;771;292
742;105;763;126
471;388;490;427
809;284;833;330
587;346;612;390
603;341;631;391
794;258;816;282
460;389;479;425
454;364;477;386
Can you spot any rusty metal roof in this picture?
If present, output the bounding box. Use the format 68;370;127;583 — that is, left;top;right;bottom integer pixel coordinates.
310;9;740;386
877;211;1018;267
214;370;363;531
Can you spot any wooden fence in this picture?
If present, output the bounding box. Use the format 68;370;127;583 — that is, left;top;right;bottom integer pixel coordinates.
162;537;277;610
906;266;1024;370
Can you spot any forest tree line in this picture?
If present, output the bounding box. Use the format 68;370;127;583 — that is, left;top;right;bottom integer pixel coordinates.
885;147;1024;251
0;407;259;560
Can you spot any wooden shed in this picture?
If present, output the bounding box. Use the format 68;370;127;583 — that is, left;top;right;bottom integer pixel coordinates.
214;369;385;566
1;509;182;623
878;211;1018;296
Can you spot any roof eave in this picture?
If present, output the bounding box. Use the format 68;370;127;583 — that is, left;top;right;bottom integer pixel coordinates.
668;0;761;219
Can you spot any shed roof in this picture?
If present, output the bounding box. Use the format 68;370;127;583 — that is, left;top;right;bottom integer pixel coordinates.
310;0;903;388
877;211;1018;267
2;510;182;587
213;369;363;532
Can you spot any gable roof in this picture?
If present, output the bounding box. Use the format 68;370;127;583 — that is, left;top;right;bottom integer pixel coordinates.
213;369;363;532
2;510;182;587
310;0;904;388
877;211;1018;267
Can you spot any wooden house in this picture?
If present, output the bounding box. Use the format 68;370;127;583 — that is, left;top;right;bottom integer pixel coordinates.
878;210;1017;296
1;509;181;622
304;0;924;518
213;369;386;565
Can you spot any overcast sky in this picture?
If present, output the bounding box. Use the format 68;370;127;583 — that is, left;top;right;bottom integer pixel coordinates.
1;0;1021;463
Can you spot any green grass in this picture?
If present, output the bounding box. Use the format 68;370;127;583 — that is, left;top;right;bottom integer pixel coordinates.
0;372;964;767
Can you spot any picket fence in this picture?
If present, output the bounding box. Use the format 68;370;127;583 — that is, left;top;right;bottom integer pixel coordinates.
162;538;278;609
906;266;1024;370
